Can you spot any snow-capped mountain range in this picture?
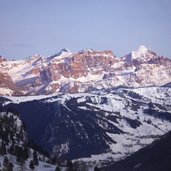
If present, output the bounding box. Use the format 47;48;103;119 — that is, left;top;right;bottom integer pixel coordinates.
0;45;171;95
1;45;171;169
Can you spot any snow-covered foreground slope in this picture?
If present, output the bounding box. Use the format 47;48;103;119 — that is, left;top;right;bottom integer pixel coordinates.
0;155;56;171
1;87;171;166
0;110;57;171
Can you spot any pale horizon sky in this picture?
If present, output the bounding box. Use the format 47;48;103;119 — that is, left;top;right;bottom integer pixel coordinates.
0;0;171;59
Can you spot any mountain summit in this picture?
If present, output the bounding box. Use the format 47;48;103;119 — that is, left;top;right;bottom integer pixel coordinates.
57;48;71;56
131;45;149;59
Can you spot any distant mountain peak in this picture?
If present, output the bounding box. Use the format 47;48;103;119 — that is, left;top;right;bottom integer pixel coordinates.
0;56;7;62
60;48;71;53
131;45;149;59
27;54;43;61
56;48;71;56
138;45;148;52
84;48;95;52
48;48;72;60
79;48;97;54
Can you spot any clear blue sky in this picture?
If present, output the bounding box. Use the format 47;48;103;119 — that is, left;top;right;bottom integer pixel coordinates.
0;0;171;59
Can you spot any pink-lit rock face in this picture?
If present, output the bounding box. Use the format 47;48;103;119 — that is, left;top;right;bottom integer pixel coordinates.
0;46;171;95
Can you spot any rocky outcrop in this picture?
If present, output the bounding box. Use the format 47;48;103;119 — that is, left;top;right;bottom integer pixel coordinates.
0;70;21;96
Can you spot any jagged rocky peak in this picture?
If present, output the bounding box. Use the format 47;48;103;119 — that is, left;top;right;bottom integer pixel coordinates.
60;48;70;53
79;48;115;57
123;45;160;63
48;48;72;60
26;54;44;63
0;56;7;63
60;48;72;57
131;45;149;59
138;45;148;52
56;48;71;56
78;48;97;54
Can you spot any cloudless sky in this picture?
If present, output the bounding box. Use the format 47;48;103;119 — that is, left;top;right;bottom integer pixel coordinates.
0;0;171;59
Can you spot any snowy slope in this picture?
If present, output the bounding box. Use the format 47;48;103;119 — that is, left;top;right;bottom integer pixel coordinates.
0;110;57;171
1;87;171;165
0;87;14;96
131;45;149;60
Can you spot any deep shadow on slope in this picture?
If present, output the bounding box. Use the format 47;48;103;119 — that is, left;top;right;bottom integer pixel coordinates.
1;97;121;159
103;131;171;171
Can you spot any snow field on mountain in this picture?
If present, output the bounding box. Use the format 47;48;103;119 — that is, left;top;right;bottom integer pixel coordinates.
0;87;14;96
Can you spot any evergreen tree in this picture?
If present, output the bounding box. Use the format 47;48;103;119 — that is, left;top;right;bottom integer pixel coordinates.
29;160;35;170
73;162;88;171
73;161;79;171
8;143;14;155
66;160;73;171
55;166;61;171
16;146;25;164
51;156;57;164
0;124;3;137
8;162;14;171
9;132;14;143
0;141;7;155
23;146;29;160
33;150;39;166
94;166;101;171
3;128;9;143
3;156;9;167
